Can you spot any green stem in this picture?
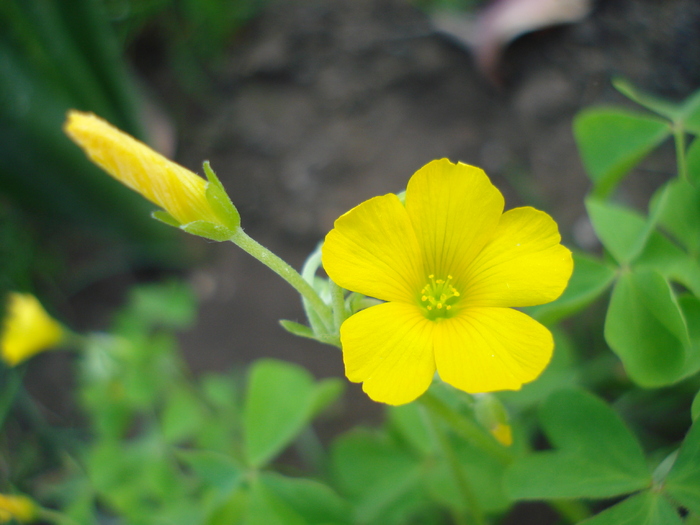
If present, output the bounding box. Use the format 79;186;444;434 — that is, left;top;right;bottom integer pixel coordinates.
229;229;334;332
329;280;347;332
674;124;688;182
418;391;513;465
423;406;488;525
301;246;329;338
0;368;24;431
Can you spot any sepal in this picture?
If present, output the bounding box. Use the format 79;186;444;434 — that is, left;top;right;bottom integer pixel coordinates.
279;320;316;339
203;161;241;230
181;220;236;242
151;210;181;228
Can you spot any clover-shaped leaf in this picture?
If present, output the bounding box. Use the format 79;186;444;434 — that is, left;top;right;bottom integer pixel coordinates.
244;359;343;468
665;419;700;515
505;389;651;500
605;270;692;387
578;491;682;525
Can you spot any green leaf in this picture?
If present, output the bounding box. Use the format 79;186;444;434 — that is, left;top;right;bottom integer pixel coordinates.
679;294;700;376
244;359;319;468
613;78;682;121
692;389;700;422
331;429;427;525
579;491;682;525
586;198;649;265
308;378;344;418
526;251;617;324
181;220;235;242
175;449;242;494
574;108;671;197
424;438;510;513
687;137;700;185
388;403;433;456
205;488;249;525
505;389;651;500
681;89;700;135
260;473;351;525
245;478;308;525
666;419;700;514
161;386;206;443
651;179;700;255
126;281;197;329
605;270;689;387
203;161;241;230
635;231;700;297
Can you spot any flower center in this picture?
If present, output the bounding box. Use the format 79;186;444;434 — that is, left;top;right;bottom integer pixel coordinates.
419;274;461;320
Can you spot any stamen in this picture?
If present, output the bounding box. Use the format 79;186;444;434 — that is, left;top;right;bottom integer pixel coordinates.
419;274;461;319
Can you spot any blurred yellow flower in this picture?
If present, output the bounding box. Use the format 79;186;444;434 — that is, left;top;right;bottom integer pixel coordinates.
0;494;37;523
1;293;64;367
63;110;236;232
490;423;513;447
323;159;573;405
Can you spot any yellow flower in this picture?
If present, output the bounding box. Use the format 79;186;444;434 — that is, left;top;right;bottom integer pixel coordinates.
0;494;37;523
63;111;238;238
322;159;573;405
1;293;64;367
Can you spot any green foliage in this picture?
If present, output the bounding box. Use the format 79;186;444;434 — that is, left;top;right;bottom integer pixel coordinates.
506;389;651;500
243;359;343;468
605;270;692;387
665;420;700;515
578;492;682;525
573;109;670;198
46;282;348;525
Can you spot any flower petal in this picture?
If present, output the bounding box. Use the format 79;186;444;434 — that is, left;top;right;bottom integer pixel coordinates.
1;294;64;367
462;207;573;307
341;302;436;405
405;159;504;283
64;111;220;226
323;194;424;303
434;307;553;393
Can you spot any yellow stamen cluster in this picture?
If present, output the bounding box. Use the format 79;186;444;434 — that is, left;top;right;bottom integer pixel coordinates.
419;274;461;319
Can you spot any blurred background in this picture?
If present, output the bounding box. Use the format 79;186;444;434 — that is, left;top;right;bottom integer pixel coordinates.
2;0;700;475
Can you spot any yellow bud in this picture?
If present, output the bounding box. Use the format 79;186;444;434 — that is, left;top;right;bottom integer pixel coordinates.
490;423;513;447
63;110;223;227
1;293;64;367
0;494;38;523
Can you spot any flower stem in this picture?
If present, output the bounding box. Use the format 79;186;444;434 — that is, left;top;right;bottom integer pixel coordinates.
674;124;688;182
418;391;513;465
301;246;330;338
329;279;347;332
0;368;23;431
229;229;334;332
423;405;488;525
